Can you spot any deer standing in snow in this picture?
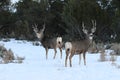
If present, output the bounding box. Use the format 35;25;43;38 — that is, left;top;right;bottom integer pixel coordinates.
33;24;63;59
65;20;96;67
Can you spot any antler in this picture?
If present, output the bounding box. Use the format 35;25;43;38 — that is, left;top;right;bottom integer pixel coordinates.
91;20;96;33
42;23;45;32
32;24;38;33
32;23;46;34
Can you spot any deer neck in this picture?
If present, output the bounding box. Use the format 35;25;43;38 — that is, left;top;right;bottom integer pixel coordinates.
84;33;93;45
36;31;44;41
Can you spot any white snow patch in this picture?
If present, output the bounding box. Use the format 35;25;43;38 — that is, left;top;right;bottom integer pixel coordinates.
0;39;120;80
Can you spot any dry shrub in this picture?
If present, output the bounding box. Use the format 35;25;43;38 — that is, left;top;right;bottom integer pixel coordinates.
109;52;117;65
89;42;105;54
15;55;25;64
2;49;15;64
96;43;105;53
106;43;120;69
98;50;119;69
0;44;24;64
110;43;120;55
117;65;120;69
109;51;120;69
0;45;14;64
88;41;98;53
98;51;107;62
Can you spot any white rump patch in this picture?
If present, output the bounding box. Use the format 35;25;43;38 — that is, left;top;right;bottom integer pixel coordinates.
57;37;62;43
65;42;72;51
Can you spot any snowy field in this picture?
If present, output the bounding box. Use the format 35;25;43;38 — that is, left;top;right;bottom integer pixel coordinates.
0;39;120;80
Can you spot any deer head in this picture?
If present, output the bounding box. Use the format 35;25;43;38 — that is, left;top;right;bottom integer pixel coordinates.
82;20;96;40
33;24;45;40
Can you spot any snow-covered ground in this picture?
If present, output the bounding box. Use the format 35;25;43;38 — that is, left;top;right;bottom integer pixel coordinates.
0;39;120;80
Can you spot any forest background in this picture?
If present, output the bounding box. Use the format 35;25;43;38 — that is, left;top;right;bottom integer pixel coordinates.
0;0;120;43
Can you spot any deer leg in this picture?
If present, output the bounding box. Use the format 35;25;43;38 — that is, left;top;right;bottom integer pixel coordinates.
65;51;69;67
53;48;57;59
79;54;81;65
83;52;86;65
69;52;74;67
59;48;62;59
45;48;48;60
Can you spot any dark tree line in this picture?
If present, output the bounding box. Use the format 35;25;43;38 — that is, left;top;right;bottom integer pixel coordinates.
0;0;120;43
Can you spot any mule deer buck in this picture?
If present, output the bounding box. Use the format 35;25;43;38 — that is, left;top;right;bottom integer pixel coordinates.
65;20;96;67
33;24;63;59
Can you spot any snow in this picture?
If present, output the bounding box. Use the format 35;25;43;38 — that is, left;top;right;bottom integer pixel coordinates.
11;0;19;4
0;39;120;80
